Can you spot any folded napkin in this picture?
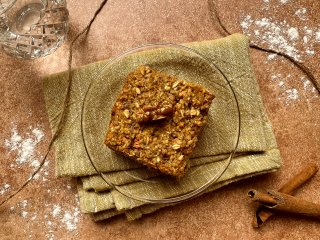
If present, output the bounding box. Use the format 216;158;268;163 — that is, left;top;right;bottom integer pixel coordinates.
43;33;282;221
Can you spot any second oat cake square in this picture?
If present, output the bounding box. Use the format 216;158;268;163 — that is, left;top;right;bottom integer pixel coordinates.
105;65;214;178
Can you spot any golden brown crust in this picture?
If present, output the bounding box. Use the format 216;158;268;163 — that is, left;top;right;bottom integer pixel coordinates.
105;66;214;178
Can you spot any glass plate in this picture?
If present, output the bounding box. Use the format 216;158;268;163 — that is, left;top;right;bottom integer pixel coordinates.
81;43;240;204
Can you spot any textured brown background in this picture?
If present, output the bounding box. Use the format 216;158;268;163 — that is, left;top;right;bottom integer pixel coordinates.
0;0;319;239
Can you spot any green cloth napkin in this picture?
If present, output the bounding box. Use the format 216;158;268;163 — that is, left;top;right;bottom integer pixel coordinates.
43;33;282;221
81;154;233;192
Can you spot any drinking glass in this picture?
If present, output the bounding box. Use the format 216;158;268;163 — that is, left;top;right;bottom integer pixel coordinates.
0;0;68;59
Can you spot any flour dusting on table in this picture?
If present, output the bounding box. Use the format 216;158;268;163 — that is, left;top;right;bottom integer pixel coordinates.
240;2;319;106
3;123;81;239
0;183;11;195
295;8;307;21
240;6;319;61
279;0;290;4
271;73;318;105
5;125;44;166
9;194;81;240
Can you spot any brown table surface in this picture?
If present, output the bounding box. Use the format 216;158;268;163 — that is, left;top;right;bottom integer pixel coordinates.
1;0;319;239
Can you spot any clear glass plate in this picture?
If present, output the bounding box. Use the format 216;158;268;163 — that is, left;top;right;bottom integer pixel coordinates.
81;43;240;204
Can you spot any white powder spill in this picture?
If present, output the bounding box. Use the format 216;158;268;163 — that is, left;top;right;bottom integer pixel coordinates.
315;32;320;42
295;8;307;20
241;16;301;60
32;128;45;143
279;0;290;4
0;183;11;195
47;201;81;233
62;209;80;232
13;195;81;240
278;81;285;87
4;126;44;166
52;205;62;217
31;159;40;169
32;159;50;182
3;124;81;239
267;53;277;61
272;74;298;104
271;74;282;81
302;27;313;45
286;88;299;101
287;27;299;40
241;13;319;61
271;73;317;105
4;124;52;187
240;15;253;30
46;234;54;240
305;49;314;56
21;211;28;218
301;77;318;95
20;200;28;208
304;28;313;36
303;78;311;90
244;3;318;106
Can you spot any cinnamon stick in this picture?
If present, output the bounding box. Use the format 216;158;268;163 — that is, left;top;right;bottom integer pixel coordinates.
278;164;318;194
253;163;318;227
248;189;320;218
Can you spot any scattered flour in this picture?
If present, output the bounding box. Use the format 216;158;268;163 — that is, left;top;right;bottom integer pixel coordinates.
3;124;81;239
62;209;80;232
0;183;11;195
31;159;40;169
241;16;301;60
240;7;319;61
279;0;290;4
278;81;285;87
240;15;253;30
52;205;62;217
4;125;44;166
301;77;318;95
305;49;314;56
270;73;318;105
287;27;299;40
271;74;298;104
295;8;307;21
267;53;277;61
13;195;81;240
271;74;299;105
21;211;28;218
243;3;318;106
49;200;81;233
3;123;52;190
20;199;28;208
33;159;50;181
32;128;45;143
286;88;299;101
303;78;311;90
